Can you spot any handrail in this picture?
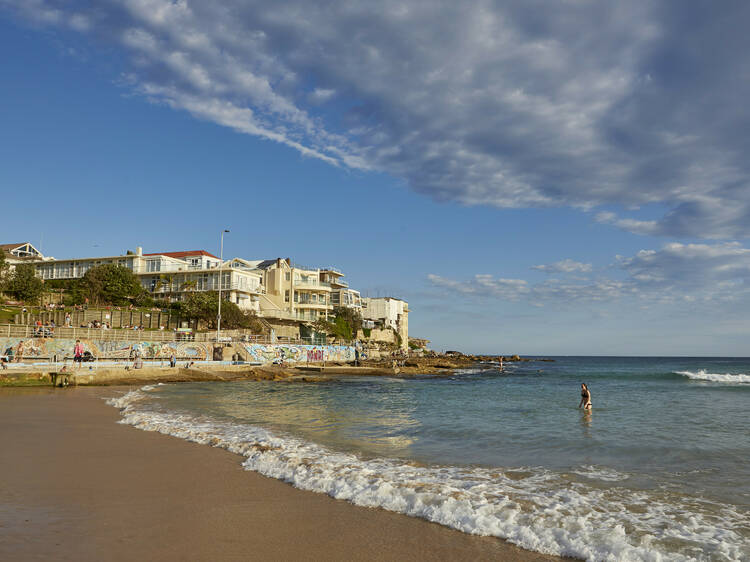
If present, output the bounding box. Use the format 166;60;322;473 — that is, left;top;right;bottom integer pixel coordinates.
0;324;352;346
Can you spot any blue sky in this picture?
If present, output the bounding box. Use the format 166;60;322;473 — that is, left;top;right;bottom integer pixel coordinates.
2;2;750;355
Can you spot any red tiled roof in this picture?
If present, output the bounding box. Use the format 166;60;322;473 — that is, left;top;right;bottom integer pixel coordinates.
143;250;219;259
1;243;30;251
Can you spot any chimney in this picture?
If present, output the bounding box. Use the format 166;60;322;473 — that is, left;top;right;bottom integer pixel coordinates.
276;258;282;267
136;246;143;256
285;257;291;266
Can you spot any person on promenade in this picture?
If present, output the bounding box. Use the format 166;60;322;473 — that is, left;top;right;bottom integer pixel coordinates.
73;339;84;369
170;354;176;368
579;383;592;410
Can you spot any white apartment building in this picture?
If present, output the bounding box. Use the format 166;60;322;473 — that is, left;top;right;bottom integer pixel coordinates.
363;297;408;329
4;242;369;325
31;247;263;313
362;297;409;350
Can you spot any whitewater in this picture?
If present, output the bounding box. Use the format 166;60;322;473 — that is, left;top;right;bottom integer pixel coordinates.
106;356;750;561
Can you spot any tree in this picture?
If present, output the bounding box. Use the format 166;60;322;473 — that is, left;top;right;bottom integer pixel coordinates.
179;291;264;331
311;318;335;335
6;264;44;302
81;264;144;306
0;252;8;291
329;307;363;341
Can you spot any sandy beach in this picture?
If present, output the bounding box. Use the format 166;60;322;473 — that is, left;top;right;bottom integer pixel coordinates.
0;386;563;562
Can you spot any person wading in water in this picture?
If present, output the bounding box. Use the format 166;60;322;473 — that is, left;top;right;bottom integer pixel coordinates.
579;383;592;410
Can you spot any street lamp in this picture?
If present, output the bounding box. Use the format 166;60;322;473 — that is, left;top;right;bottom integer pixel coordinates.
216;229;230;343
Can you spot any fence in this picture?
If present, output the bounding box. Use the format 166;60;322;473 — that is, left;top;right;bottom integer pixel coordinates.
0;324;340;346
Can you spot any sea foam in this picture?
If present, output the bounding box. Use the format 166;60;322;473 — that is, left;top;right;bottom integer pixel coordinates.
107;386;750;562
675;370;750;384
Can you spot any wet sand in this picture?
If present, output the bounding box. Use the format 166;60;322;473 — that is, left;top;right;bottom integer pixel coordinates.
0;387;564;562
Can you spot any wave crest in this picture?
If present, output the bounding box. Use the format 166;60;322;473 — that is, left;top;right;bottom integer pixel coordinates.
675;370;750;384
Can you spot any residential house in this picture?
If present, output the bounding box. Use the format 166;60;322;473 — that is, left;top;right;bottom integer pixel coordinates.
363;297;409;349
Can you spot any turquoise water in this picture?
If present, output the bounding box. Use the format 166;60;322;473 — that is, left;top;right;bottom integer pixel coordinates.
110;357;750;560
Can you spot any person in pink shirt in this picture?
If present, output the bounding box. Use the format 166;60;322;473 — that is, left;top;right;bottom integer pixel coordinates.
73;339;85;369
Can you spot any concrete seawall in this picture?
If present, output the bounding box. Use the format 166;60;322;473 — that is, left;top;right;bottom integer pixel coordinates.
0;336;355;365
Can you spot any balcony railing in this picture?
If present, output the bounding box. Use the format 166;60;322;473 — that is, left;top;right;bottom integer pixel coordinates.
294;301;330;308
294;280;331;289
149;283;265;294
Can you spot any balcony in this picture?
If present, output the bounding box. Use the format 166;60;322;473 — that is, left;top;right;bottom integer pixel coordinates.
294;280;331;290
149;282;265;294
294;301;330;309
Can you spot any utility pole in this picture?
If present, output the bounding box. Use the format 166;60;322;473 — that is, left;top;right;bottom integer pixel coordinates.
216;229;230;343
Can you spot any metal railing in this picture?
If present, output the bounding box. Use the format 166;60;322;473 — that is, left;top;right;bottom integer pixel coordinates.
0;324;345;346
1;324;180;342
150;282;264;294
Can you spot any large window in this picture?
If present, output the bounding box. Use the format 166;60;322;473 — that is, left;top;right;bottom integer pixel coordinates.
146;259;161;272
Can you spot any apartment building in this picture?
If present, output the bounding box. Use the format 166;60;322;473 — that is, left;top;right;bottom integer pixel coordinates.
31;246;263;313
3;242;408;344
331;288;362;310
1;242;49;270
241;258;333;321
363;296;409;349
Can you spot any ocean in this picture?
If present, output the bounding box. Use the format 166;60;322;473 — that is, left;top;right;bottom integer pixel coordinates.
108;357;750;561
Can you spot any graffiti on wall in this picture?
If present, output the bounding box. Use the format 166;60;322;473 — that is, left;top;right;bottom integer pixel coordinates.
0;337;355;364
0;338;211;361
240;343;354;364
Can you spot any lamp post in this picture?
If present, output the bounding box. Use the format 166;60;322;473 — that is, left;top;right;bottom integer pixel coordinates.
216;229;230;343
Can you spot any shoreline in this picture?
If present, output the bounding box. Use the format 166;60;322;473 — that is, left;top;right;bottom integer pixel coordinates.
0;386;564;561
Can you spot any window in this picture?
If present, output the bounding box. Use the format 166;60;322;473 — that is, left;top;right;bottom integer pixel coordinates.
285;290;290;302
146;259;161;272
285;272;291;281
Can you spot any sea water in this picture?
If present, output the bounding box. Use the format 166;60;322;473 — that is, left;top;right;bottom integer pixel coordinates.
107;357;750;561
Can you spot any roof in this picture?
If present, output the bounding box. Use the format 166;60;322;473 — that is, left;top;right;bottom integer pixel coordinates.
243;259;282;270
1;243;31;252
143;250;219;259
1;242;45;260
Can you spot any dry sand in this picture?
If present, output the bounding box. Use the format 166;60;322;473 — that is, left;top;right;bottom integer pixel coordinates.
0;387;565;562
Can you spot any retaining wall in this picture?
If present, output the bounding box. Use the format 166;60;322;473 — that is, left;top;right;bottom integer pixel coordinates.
0;337;354;365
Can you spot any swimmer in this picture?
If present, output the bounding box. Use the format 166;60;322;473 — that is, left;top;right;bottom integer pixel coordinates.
579;383;592;410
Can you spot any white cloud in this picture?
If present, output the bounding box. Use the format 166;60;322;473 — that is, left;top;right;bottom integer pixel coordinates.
532;259;592;274
429;242;750;307
5;1;750;238
309;88;335;104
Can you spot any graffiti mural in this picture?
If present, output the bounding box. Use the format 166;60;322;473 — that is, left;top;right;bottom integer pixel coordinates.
0;337;212;361
240;343;355;364
0;337;355;365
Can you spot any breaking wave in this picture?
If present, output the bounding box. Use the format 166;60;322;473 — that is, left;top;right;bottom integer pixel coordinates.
674;370;750;384
106;386;749;561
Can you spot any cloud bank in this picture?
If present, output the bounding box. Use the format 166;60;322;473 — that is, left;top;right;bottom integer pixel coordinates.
5;0;750;238
429;243;750;307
